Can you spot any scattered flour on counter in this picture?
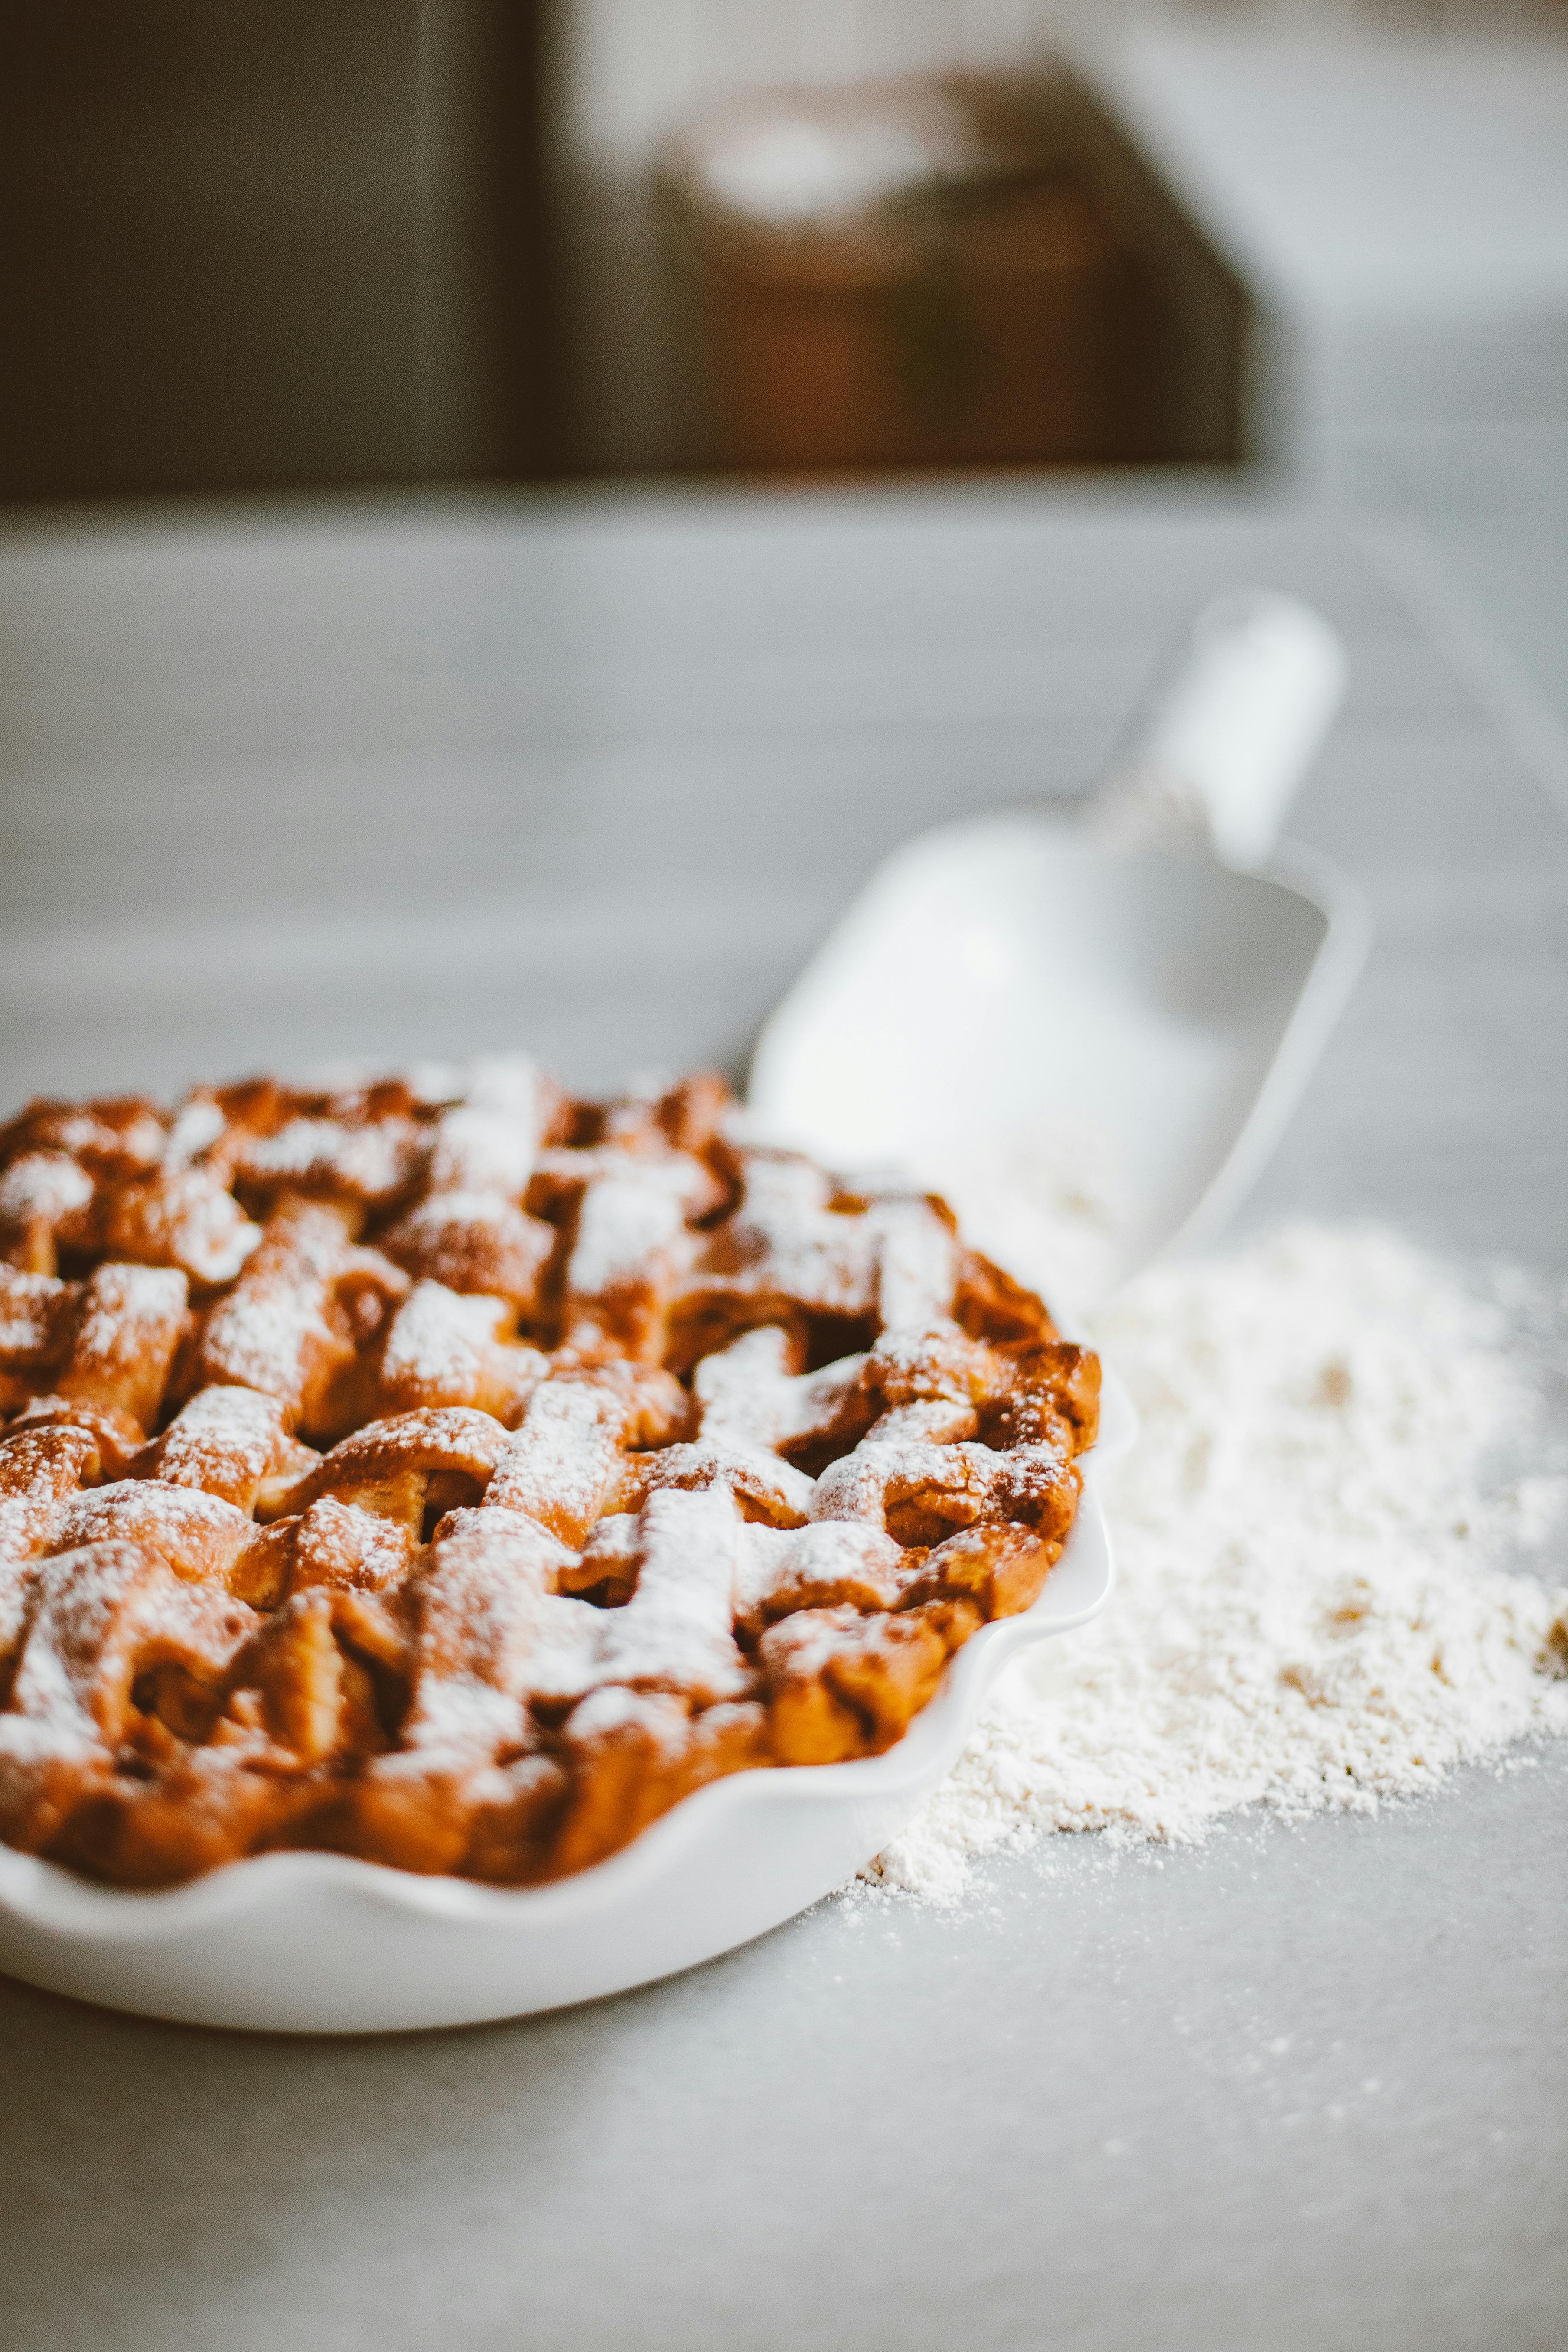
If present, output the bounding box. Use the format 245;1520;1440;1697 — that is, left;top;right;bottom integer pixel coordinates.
865;1223;1568;1905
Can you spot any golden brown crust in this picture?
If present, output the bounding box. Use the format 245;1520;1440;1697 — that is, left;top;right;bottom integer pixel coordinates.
0;1058;1096;1888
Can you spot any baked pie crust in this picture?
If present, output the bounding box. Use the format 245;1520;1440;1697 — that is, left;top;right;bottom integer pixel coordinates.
0;1060;1097;1887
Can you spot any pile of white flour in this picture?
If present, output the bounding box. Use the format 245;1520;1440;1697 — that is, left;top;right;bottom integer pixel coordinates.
867;1223;1568;1903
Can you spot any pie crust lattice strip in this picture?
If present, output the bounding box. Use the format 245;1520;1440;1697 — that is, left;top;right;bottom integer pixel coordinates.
0;1058;1099;1888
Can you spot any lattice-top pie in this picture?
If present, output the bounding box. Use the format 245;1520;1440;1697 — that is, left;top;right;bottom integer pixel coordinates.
0;1058;1098;1887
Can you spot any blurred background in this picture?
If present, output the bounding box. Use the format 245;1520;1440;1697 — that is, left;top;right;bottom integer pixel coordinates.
2;0;1565;718
0;0;1565;1114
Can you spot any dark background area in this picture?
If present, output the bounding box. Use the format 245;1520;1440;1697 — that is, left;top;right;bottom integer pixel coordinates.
0;0;1563;616
0;0;1243;503
0;1;552;499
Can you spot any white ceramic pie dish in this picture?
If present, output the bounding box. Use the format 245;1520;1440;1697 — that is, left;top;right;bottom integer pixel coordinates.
0;1373;1130;2035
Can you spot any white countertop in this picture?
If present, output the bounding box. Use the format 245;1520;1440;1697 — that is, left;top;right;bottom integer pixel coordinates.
0;479;1564;2351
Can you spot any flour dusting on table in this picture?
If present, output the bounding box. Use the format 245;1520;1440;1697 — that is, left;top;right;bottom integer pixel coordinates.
866;1224;1568;1903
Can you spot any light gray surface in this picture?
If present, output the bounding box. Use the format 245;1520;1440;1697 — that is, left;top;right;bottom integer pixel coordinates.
1095;25;1568;484
0;481;1564;2350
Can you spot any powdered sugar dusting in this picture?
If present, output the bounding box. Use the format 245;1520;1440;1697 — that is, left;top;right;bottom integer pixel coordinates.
238;1116;421;1204
0;1268;68;1363
567;1175;686;1298
55;1479;255;1576
150;1385;285;1494
636;1432;815;1527
199;1284;328;1406
425;1054;546;1196
0;1152;94;1228
381;1281;511;1389
872;1196;961;1327
590;1486;752;1701
694;1324;866;1450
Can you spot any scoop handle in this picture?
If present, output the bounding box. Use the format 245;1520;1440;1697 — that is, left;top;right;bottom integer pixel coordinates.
1088;590;1349;868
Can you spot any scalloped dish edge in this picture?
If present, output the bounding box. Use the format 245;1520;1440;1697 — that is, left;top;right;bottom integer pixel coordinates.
0;1389;1125;1950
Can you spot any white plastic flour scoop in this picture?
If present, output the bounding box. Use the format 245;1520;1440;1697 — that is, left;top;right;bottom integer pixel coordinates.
748;591;1369;1310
